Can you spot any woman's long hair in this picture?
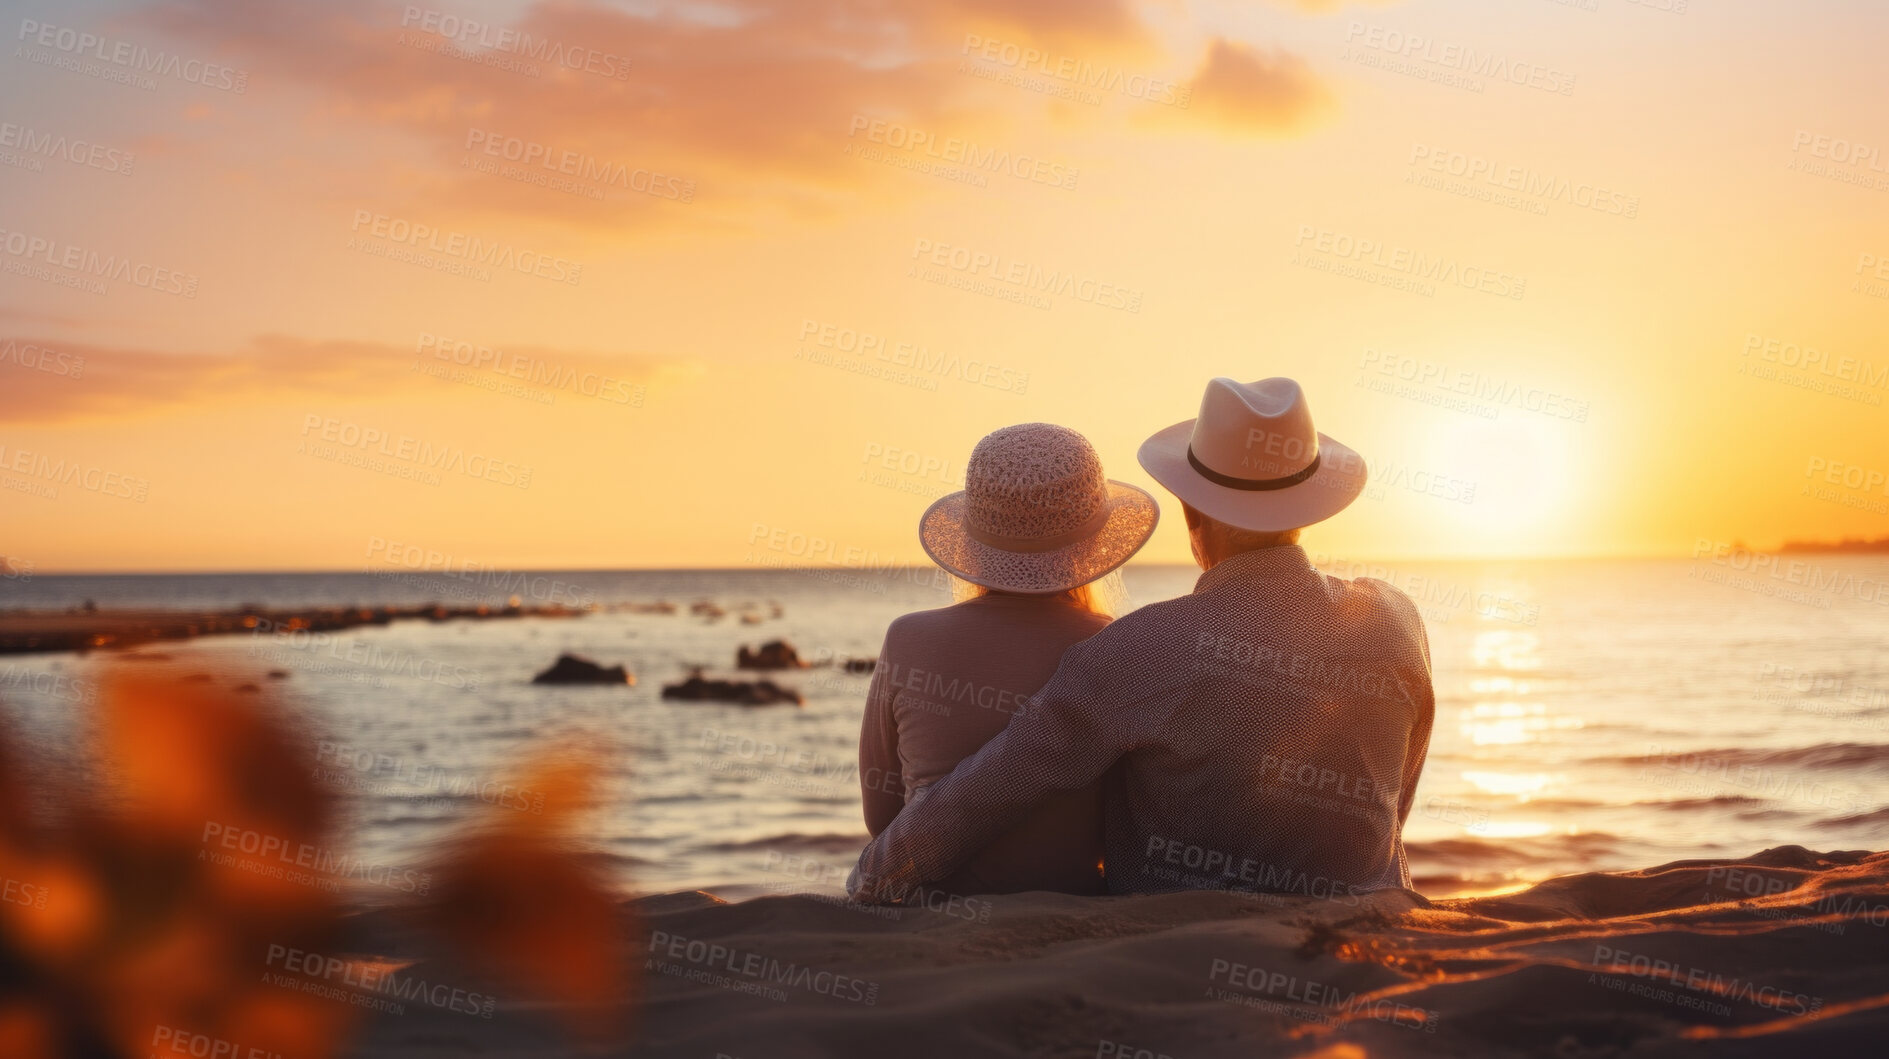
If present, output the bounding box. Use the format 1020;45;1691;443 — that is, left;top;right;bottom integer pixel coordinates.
949;569;1128;619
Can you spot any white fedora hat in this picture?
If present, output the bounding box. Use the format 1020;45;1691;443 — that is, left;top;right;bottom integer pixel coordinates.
1137;377;1367;533
920;423;1159;594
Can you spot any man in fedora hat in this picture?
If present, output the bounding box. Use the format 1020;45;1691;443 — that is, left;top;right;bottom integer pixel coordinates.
849;377;1435;902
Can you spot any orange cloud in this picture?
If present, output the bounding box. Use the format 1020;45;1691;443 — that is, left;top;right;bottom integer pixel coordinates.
939;0;1154;52
0;333;673;424
1182;39;1334;134
1268;0;1398;11
125;1;980;212
133;0;1335;225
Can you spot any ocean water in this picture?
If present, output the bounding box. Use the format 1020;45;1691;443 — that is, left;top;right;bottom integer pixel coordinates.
2;556;1886;901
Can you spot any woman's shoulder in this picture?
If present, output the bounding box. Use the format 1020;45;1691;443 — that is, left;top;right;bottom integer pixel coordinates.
880;601;971;645
1046;607;1112;646
882;596;1105;648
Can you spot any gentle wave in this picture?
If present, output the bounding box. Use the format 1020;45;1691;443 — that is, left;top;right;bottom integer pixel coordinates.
1607;742;1889;770
1637;795;1769;810
1822;805;1889;827
702;832;870;855
1406;831;1626;866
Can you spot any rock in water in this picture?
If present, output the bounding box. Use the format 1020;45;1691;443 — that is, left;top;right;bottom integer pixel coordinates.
842;657;878;674
532;653;635;685
736;639;806;670
660;674;803;707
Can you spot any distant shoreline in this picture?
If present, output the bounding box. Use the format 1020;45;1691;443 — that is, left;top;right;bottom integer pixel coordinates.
0;602;586;656
13;552;1887;579
1780;537;1889;555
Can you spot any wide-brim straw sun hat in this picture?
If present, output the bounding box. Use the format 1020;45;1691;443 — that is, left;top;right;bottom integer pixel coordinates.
919;422;1158;594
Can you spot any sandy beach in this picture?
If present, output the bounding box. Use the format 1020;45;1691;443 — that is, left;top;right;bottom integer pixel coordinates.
321;845;1889;1058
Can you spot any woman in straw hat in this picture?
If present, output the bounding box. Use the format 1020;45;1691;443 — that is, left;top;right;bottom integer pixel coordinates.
857;422;1158;896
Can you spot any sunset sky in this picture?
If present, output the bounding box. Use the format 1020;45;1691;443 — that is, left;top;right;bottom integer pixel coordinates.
2;0;1885;572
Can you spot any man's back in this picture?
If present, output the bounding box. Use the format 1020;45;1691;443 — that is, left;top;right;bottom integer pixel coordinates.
1095;545;1432;895
849;543;1434;903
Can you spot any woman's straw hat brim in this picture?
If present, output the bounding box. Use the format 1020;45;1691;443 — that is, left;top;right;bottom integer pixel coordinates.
918;481;1159;595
